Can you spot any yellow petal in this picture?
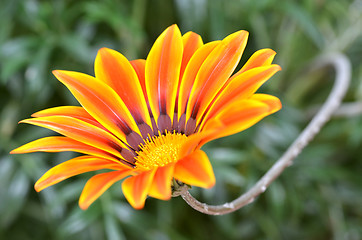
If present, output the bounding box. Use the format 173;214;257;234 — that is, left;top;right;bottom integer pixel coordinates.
32;106;104;129
10;136;119;162
35;156;127;192
232;48;277;78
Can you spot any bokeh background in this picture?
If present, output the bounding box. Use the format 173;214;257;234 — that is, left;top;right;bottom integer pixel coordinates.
1;0;362;239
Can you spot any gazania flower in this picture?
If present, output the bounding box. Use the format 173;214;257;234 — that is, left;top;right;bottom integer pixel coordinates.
11;24;281;210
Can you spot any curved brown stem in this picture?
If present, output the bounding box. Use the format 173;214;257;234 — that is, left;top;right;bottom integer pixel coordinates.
180;53;351;215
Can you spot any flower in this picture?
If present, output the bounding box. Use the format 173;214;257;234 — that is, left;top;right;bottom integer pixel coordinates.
11;24;281;210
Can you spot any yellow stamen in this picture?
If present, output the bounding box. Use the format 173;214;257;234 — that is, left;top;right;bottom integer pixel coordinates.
135;132;188;170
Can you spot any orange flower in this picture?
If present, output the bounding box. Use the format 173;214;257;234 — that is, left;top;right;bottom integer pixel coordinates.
11;25;281;210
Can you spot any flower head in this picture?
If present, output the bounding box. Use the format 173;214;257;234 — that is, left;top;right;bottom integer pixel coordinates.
11;25;281;209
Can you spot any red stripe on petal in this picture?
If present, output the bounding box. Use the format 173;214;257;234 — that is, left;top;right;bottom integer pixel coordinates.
177;41;219;119
199;65;281;129
186;31;249;125
145;25;183;124
53;70;140;144
179;32;203;83
20;116;127;160
95;48;151;127
130;59;147;100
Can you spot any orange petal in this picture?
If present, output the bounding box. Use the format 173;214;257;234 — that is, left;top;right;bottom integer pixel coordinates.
250;93;282;112
199;65;281;128
95;48;152;131
232;48;277;79
53;70;141;147
179;32;203;82
32;106;104;129
35;156;127;192
20;116;127;160
10;136;119;162
202;96;281;143
121;169;156;209
178;41;220;118
148;164;175;200
174;150;215;188
79;170;132;210
145;24;183;127
130;59;147;100
186;31;249;125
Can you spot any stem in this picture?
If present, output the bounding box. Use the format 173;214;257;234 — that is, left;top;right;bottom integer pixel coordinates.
180;53;351;215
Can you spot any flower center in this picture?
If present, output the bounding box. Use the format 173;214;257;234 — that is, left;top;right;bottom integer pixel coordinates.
135;132;188;170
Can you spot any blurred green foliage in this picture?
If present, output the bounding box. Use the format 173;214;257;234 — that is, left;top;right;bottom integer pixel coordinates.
1;0;362;239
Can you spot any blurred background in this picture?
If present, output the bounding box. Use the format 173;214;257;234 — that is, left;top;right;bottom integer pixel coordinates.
1;0;362;239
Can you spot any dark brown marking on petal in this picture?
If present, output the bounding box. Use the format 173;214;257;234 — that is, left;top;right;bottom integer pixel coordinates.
150;117;159;135
138;122;154;139
157;114;172;134
116;122;133;135
104;141;124;154
194;124;201;133
172;112;178;132
178;113;186;134
126;131;144;151
190;102;201;119
116;157;136;168
120;148;136;163
185;117;196;136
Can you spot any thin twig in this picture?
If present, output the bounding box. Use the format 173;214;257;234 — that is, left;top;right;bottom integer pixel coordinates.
306;101;362;118
181;53;351;215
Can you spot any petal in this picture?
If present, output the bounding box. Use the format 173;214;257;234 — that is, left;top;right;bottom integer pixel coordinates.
79;170;132;210
121;169;157;209
145;24;183;129
148;164;175;200
202;96;281;143
10;136;119;162
199;65;281;128
250;93;282;112
179;32;203;82
53;70;143;149
95;48;152;134
186;31;249;125
32;106;104;129
177;41;220;119
20;116;128;161
232;48;277;79
174;150;215;188
35;156;127;192
130;59;147;100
